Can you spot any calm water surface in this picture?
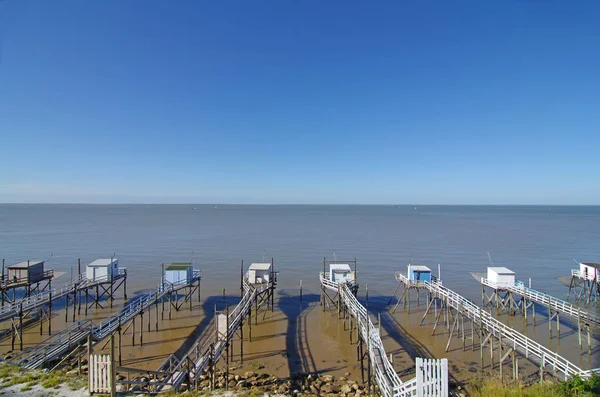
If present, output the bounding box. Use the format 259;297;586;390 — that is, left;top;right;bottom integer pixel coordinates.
1;204;599;301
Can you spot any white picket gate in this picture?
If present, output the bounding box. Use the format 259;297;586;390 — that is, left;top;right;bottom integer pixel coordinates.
415;358;448;397
89;354;112;394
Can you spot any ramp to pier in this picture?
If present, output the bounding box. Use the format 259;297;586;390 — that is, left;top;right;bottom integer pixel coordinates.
396;272;600;380
10;272;200;369
332;277;448;397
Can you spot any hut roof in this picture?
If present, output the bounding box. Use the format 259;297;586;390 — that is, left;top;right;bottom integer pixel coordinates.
410;265;431;272
581;263;600;270
249;263;272;271
488;267;515;275
9;260;43;269
167;263;192;271
330;264;352;272
88;259;118;267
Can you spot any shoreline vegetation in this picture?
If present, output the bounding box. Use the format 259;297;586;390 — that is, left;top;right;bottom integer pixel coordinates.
0;364;599;397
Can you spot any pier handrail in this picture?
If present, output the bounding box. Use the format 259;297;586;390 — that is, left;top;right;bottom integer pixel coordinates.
15;270;199;369
0;269;128;323
420;276;600;380
164;276;259;389
329;273;447;397
480;278;599;328
319;271;357;292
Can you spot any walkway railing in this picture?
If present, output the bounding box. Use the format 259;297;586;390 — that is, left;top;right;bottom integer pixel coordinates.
11;271;200;369
481;278;599;328
0;269;127;322
423;278;600;380
163;276;258;389
337;280;448;397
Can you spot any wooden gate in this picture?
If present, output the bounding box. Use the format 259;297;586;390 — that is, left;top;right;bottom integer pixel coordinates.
89;354;112;394
416;358;448;397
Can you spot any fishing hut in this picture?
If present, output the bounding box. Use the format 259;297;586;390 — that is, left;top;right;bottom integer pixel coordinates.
477;265;598;352
565;262;600;304
389;264;438;313
86;258;119;281
1;259;54;305
319;257;358;311
161;262;202;313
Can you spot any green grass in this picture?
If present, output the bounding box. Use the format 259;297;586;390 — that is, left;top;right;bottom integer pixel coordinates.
469;374;600;397
0;364;86;391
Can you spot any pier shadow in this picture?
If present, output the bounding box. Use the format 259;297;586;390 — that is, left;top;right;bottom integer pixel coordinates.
168;294;241;362
367;294;460;386
277;288;321;378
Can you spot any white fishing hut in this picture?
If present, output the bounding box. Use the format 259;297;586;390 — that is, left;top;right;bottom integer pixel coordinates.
329;264;354;284
164;263;194;284
578;263;600;281
86;258;119;281
8;260;46;283
247;263;272;284
487;267;516;288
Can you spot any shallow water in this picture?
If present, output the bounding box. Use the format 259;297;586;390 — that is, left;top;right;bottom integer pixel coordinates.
0;204;598;379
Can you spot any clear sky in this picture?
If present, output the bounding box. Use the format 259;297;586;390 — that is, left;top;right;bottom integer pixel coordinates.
0;1;599;204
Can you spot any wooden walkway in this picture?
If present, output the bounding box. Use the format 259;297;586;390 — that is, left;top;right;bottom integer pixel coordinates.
480;276;600;328
395;272;600;381
329;276;448;397
158;275;275;391
10;271;200;369
0;270;127;323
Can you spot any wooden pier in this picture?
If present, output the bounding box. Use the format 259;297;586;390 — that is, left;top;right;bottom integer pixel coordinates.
476;268;599;353
118;259;277;393
392;271;600;381
0;258;128;351
320;257;358;311
565;262;600;305
324;267;449;397
10;265;200;369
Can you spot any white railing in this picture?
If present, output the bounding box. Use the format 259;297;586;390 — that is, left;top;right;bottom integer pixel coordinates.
0;269;127;322
319;272;357;292
15;270;200;369
481;278;599;327
424;279;600;380
89;354;112;393
165;276;258;389
335;279;447;397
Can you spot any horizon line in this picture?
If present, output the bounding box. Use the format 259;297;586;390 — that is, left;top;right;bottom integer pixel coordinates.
1;202;599;206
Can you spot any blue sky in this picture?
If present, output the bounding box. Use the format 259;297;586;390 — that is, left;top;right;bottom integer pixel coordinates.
0;1;599;204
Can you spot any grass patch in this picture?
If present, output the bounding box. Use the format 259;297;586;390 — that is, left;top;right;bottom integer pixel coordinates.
469;374;600;397
0;364;85;391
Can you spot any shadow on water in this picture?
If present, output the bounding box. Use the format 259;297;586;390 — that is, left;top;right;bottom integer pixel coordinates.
278;288;321;377
166;294;241;362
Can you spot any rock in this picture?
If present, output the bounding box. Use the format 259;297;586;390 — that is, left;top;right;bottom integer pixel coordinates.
66;369;78;376
321;375;334;383
355;390;363;397
352;383;360;391
199;374;208;381
341;384;352;394
321;384;338;394
228;379;237;387
234;374;241;381
339;376;347;381
310;385;319;394
278;384;288;393
115;384;126;393
236;380;248;388
217;376;225;383
345;372;351;377
244;371;256;379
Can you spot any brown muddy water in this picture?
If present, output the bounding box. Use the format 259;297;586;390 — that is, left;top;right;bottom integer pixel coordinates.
0;205;599;383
